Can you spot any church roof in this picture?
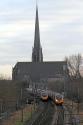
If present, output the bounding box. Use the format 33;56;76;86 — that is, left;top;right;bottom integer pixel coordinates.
13;61;67;81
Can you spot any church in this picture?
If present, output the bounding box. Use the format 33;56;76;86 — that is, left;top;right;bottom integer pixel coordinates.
12;4;67;82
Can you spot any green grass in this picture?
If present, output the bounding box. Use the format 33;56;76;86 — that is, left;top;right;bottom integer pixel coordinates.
15;121;23;125
15;106;36;125
23;111;31;121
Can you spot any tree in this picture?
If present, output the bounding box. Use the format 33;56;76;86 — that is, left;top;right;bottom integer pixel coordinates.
65;54;82;79
0;74;11;80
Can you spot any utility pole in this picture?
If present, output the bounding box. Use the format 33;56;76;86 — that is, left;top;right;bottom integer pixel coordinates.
77;87;79;114
0;100;3;113
71;81;73;113
34;83;36;110
21;87;23;122
63;64;67;98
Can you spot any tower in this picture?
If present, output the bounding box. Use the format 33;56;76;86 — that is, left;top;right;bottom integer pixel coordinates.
32;3;43;62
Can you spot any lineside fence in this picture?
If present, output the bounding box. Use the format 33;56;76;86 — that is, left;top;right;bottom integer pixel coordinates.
64;99;83;125
0;100;38;125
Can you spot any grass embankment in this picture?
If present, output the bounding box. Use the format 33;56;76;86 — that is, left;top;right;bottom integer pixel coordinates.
2;104;37;125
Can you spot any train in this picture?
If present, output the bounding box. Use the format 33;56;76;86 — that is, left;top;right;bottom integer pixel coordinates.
41;90;49;101
41;90;64;105
54;93;64;105
26;87;64;105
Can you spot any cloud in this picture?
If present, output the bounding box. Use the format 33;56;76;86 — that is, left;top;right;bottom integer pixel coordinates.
0;19;50;39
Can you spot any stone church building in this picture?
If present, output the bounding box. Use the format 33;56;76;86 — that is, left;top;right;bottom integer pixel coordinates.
12;5;67;82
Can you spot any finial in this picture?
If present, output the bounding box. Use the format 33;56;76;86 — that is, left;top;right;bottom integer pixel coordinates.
36;0;38;8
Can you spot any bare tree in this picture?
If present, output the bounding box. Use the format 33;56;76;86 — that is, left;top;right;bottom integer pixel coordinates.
65;54;82;79
0;74;11;80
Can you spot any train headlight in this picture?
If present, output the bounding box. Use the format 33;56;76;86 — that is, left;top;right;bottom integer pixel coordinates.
56;99;58;102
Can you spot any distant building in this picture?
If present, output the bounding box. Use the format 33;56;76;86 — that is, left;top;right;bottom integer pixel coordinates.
12;4;68;82
12;61;67;81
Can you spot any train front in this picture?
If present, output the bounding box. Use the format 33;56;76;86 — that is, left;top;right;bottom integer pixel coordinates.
55;94;64;105
41;90;48;101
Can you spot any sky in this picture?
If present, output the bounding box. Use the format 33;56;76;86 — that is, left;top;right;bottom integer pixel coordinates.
0;0;83;78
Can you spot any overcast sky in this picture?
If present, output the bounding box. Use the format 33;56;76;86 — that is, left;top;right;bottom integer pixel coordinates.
0;0;83;78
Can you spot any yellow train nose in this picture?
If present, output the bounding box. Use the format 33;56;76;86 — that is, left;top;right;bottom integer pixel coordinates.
55;99;64;104
41;96;48;100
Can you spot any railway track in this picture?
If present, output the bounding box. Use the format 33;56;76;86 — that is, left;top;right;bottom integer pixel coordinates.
51;105;73;125
27;102;72;125
30;101;54;125
56;106;64;125
51;105;64;125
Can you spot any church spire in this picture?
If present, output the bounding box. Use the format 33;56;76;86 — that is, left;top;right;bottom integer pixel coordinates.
32;2;43;62
34;1;40;48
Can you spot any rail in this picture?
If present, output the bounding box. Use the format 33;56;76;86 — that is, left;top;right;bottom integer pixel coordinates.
28;101;54;125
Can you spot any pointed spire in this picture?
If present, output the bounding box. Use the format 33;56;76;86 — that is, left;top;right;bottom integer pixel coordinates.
32;1;43;62
36;0;38;13
36;0;38;8
34;1;40;48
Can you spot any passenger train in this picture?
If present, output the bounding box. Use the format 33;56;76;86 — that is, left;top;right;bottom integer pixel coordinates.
41;90;64;105
41;90;48;101
54;93;64;105
26;87;64;105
